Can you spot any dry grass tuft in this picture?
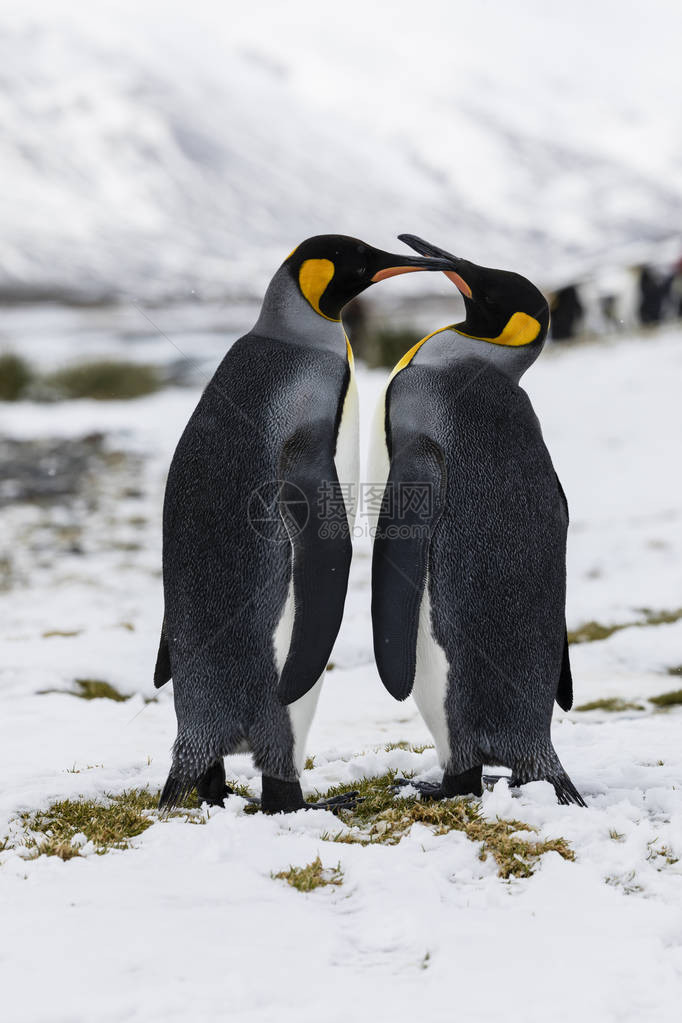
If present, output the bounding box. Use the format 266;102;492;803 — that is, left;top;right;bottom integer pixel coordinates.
73;678;130;702
575;697;645;713
44;360;162;401
649;688;682;708
272;856;343;892
4;788;202;861
0;353;33;400
315;771;574;878
568;607;682;645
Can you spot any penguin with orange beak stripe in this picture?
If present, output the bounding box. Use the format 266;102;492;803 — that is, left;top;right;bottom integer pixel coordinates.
154;234;455;814
370;234;585;806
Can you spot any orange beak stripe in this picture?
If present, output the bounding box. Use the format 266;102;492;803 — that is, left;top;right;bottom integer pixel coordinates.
444;270;472;298
371;266;424;282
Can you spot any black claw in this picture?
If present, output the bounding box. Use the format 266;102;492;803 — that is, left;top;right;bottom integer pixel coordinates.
393;767;483;800
483;773;511;789
196;784;234;808
392;777;448;800
306;791;361;812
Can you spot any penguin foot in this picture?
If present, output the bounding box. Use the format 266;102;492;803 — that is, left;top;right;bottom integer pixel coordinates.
394;765;483;800
196;759;234;807
394;778;448;800
260;775;359;814
482;773;511;791
303;791;360;813
196;785;235;808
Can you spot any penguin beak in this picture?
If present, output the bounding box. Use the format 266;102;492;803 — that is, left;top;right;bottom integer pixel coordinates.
443;269;473;298
398;233;474;298
370;250;456;283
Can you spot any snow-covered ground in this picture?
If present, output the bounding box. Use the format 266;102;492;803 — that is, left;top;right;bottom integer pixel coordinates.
1;319;682;1022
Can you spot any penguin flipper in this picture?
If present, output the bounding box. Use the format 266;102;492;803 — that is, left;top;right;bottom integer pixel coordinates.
555;471;569;523
553;472;573;711
371;435;446;701
276;423;353;706
556;629;573;711
154;618;171;688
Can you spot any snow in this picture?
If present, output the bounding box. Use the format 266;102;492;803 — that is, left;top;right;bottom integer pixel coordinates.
1;313;682;1021
1;1;682;300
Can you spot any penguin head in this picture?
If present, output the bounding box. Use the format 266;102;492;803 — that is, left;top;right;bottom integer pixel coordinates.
283;235;455;322
399;234;550;351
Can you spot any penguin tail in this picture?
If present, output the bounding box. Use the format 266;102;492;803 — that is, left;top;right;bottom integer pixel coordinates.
158;771;193;812
512;749;586;808
546;769;586;807
154;618;171;689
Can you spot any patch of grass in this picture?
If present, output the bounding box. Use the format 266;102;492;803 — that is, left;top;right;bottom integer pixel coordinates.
383;741;435;754
609;829;625;841
568;607;682;645
575;697;645;713
227;780;256;801
639;607;682;627
44;360;162;401
0;353;33;400
6;788;201;861
649;688;682;708
0;555;13;592
605;871;642;895
315;771;574;878
568;621;624;644
37;678;151;703
304;756;315;771
646;840;679;867
667;665;682;677
272;856;343;892
42;629;83;638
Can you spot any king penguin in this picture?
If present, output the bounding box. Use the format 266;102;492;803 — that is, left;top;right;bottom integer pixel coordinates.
370;234;585;807
155;234;454;813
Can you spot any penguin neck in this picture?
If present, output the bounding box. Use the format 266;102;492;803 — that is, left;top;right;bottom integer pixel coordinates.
252;267;347;355
414;327;542;384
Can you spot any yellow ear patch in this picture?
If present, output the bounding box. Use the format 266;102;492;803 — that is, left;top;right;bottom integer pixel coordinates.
299;258;338;321
455;311;541;347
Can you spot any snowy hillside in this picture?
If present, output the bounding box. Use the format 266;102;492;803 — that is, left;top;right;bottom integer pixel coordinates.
2;0;682;301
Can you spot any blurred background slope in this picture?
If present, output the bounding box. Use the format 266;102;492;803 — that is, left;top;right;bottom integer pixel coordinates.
1;0;681;304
